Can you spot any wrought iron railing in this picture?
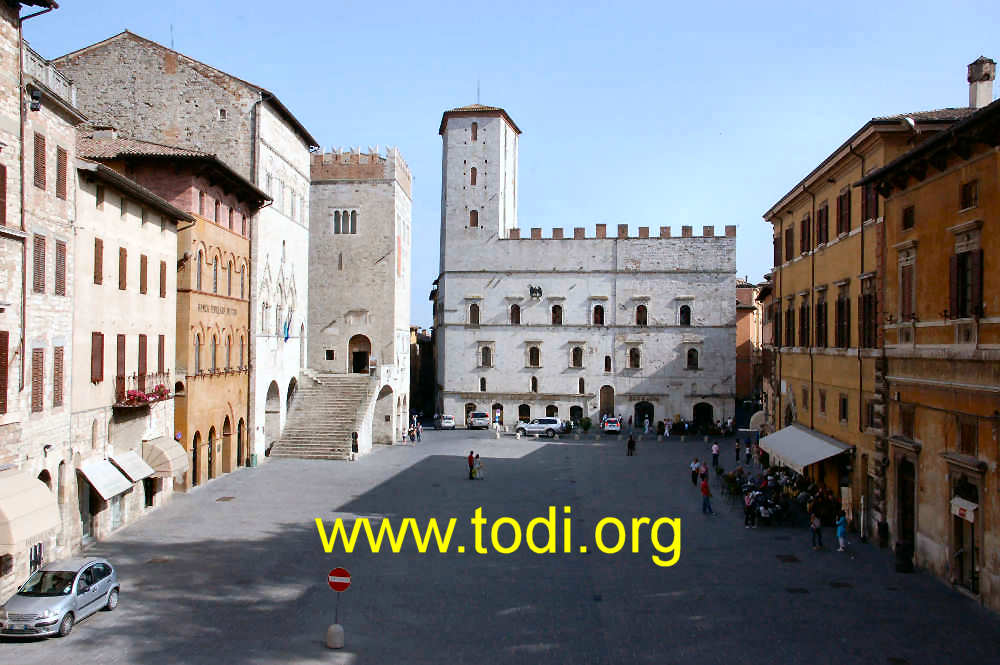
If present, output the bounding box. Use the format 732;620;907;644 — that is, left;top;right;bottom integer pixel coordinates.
114;371;172;407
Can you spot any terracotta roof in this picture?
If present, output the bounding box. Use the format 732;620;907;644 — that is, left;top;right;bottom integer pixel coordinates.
76;159;193;223
446;104;507;113
873;107;976;122
439;103;521;135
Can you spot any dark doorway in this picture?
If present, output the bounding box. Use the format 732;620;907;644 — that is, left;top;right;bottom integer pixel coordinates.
897;459;916;546
191;432;201;487
952;476;979;592
518;404;530;421
237;419;245;467
207;427;216;481
491;403;503;426
599;385;614;417
465;402;477;427
349;334;372;374
77;475;94;541
570;405;583;422
634;401;654;428
693;402;714;431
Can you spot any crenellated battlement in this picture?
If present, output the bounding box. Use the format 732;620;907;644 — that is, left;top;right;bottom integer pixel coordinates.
504;224;736;240
311;145;412;197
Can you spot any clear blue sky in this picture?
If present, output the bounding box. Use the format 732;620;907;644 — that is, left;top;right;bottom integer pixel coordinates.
25;1;999;328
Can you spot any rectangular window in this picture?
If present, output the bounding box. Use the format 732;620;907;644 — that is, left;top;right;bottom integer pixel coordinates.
818;390;826;415
862;183;877;222
958;420;977;455
864;400;876;429
801;386;809;411
836;190;851;235
55;146;67;200
838;394;848;423
325;349;334;360
773;309;782;347
31;348;43;412
900;405;915;439
900;263;914;321
816;204;829;244
33;132;45;190
91;332;104;383
159;260;167;298
32;234;45;293
94;238;103;285
815;295;828;348
901;205;915;230
157;334;165;375
118;247;127;290
784;228;794;262
96;184;104;209
773;236;782;265
960;180;979;210
784;305;795;347
860;279;877;348
0;164;6;226
0;331;7;414
950;250;983;319
115;334;125;401
55;240;66;296
137;334;147;392
835;284;850;348
799;215;811;254
139;254;148;294
52;346;63;407
798;300;810;347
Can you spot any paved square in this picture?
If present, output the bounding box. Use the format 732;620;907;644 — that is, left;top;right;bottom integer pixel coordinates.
4;430;999;664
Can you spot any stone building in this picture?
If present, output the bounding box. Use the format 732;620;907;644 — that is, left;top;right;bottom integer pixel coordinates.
54;30;318;464
70;156;190;547
760;60;985;543
268;147;411;459
433;105;736;429
735;278;761;425
77;130;268;488
859;77;999;610
410;326;435;419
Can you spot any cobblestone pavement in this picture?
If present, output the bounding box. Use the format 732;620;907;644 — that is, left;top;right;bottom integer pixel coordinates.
3;429;999;665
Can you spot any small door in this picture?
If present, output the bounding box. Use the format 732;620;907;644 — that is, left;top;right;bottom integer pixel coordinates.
78;476;93;541
110;495;123;530
352;351;369;374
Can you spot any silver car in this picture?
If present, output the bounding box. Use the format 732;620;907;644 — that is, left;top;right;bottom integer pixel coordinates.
0;557;119;637
515;417;565;437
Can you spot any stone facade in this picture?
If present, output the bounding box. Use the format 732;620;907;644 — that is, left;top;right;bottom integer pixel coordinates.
434;105;736;428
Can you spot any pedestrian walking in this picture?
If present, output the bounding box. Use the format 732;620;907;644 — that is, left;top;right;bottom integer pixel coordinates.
416;422;422;441
690;458;700;486
836;510;848;551
643;417;650;434
627;435;636;456
475;454;484;479
711;441;720;469
699;460;708;481
744;492;757;528
467;451;475;480
744;442;751;465
700;477;715;515
810;512;823;549
628;415;633;431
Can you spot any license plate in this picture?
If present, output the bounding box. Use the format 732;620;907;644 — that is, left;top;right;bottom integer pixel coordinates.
13;624;25;630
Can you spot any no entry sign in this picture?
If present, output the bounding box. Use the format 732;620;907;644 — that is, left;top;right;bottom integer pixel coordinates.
328;567;351;592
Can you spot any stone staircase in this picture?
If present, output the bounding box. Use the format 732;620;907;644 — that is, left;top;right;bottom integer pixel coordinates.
269;371;376;460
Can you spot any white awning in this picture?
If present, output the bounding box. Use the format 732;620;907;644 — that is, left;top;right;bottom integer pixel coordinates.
142;437;190;479
78;459;133;501
0;469;60;549
759;424;853;474
951;497;977;523
110;451;155;482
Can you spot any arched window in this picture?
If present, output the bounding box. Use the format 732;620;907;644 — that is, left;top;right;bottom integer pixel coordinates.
636;304;647;326
227;261;233;296
240;268;245;299
469;210;478;228
480;346;492;367
239;336;245;366
629;347;641;369
680;305;691;326
471;122;478;141
350;210;357;234
528;346;540;367
211;335;217;371
480;377;486;392
510;304;520;325
241;214;247;236
604;355;612;372
579;378;585;394
470;167;477;186
593;304;604;326
687;348;699;369
530;377;538;393
196;251;203;290
194;334;201;373
551;305;563;325
518;404;530;421
572;346;583;368
275;305;282;338
334;211;341;234
469;303;480;326
225;336;231;369
212;257;218;294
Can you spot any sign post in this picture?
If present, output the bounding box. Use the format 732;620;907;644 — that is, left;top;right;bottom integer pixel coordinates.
326;568;351;649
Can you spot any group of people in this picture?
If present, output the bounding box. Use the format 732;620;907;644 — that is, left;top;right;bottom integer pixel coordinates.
688;457;716;516
466;451;485;479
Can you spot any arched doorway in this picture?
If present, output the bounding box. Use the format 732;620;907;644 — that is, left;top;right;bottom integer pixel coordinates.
349;334;372;374
191;431;201;487
222;417;234;473
237;418;246;467
264;381;281;455
491;403;503;426
546;405;558;417
570;405;583;422
693;402;714;432
464;402;477;427
207;427;216;480
77;471;94;541
518;404;531;422
37;469;52;490
599;385;615;417
634;401;654;429
286;377;298;412
374;385;395;444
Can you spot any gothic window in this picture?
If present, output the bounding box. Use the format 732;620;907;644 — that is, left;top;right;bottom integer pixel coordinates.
276;305;282;338
551;305;563;325
471;122;478;141
629;347;641;369
679;304;691;326
480;346;492;367
530;376;538;393
604;355;611;372
687;348;699;369
480;377;486;392
571;346;583;368
528;346;540;367
470;167;477;186
240;269;245;299
333;211;340;234
225;336;231;369
196;251;203;290
239;336;245;366
578;378;585;394
227;261;233;296
194;334;201;374
211;336;217;371
469;210;478;228
510;304;520;325
636;304;647;326
212;257;218;294
350;210;357;234
469;303;480;326
593;304;604;326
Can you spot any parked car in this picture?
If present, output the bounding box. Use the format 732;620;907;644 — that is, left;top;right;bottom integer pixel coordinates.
0;557;119;638
436;414;456;430
601;417;622;433
515;417;565;437
467;412;491;429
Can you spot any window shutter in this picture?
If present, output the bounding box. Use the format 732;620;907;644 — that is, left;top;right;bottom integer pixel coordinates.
33;132;45;190
971;249;984;317
900;264;913;320
0;164;6;226
948;255;958;318
56;147;67;199
55;240;66;296
116;334;125;402
118;247;127;290
53;346;63;407
94;238;103;285
158;334;165;375
0;330;7;414
844;297;851;348
857;297;864;348
31;348;43;412
138;334;147;392
32;234;45;293
91;332;103;383
159;260;167;298
139;254;148;294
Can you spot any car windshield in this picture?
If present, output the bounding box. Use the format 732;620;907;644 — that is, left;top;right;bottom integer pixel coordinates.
18;570;76;597
471;413;487;418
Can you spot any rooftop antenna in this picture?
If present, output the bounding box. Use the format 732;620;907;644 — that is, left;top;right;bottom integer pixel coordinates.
170;24;174;50
476;79;480;104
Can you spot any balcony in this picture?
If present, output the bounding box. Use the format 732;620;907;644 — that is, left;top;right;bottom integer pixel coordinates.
114;372;173;409
23;43;76;107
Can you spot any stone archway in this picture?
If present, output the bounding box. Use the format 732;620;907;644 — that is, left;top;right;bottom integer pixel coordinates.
237;418;246;467
191;431;201;487
491;403;504;427
693;402;714;432
464;402;477;427
207;427;216;480
287;377;298;412
349;334;372;374
634;401;654;429
374;385;395;444
599;385;615;417
264;381;281;455
222;416;234;473
570;405;583;422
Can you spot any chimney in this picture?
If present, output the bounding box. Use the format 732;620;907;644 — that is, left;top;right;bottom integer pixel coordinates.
968;56;996;109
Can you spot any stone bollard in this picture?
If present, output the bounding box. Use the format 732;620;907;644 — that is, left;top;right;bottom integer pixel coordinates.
574;434;580;440
326;624;345;649
515;432;521;440
681;435;686;442
495;430;501;439
534;434;540;439
554;434;559;440
704;435;709;443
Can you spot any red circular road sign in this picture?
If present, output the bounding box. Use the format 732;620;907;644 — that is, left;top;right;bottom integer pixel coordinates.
328;568;351;592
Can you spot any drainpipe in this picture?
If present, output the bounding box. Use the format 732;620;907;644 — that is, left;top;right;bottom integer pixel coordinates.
848;144;865;432
17;4;56;390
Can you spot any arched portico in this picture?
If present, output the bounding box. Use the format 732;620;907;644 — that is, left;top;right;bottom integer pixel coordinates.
264;381;281;455
374;385;395;444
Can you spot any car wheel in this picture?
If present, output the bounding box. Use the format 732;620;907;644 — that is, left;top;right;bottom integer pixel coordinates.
516;428;526;436
57;612;74;637
105;587;119;611
546;429;555;438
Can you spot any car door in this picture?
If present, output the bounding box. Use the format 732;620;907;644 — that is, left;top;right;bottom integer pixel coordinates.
75;566;103;618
